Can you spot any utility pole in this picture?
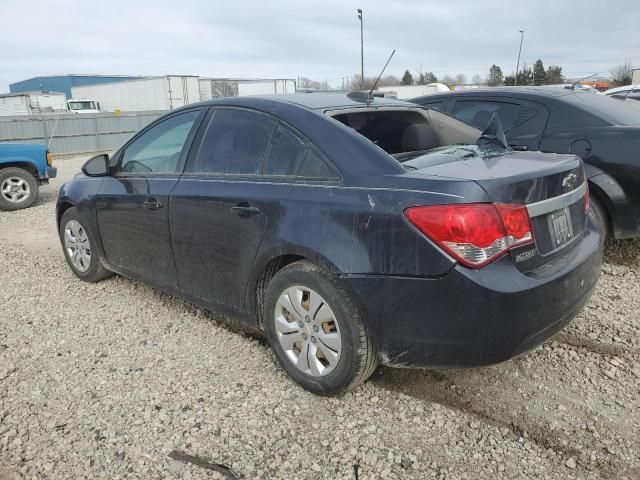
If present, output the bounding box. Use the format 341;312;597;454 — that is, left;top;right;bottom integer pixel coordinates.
515;29;524;86
357;9;364;90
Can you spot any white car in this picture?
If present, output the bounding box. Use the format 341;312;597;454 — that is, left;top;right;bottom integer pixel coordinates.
602;85;640;101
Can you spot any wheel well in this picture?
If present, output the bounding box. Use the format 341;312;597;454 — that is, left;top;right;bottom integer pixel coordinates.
587;182;612;235
1;162;39;178
254;254;305;328
57;202;75;228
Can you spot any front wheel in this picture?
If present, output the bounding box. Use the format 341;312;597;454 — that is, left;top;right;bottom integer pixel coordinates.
0;167;38;211
59;207;113;283
264;260;378;395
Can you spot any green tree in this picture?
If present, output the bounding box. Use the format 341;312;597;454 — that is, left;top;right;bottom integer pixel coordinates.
402;70;414;85
546;65;564;84
487;64;503;86
533;59;546;86
515;65;534;86
504;75;515;86
417;72;426;85
424;71;438;83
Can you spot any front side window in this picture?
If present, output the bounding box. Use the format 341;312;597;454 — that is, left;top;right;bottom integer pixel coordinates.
120;110;199;174
189;109;276;175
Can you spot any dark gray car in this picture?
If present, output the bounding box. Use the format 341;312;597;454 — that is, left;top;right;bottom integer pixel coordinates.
411;87;640;239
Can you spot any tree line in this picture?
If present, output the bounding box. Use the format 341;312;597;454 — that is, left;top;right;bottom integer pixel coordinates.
301;59;633;91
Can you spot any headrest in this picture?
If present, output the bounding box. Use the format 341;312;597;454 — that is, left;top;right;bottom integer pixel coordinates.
401;123;439;152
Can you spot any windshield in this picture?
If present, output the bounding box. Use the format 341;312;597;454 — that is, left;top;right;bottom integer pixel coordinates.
401;144;509;170
68;101;96;110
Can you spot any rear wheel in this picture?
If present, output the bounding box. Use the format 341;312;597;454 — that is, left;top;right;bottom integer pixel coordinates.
59;207;113;283
0;167;38;211
264;260;378;395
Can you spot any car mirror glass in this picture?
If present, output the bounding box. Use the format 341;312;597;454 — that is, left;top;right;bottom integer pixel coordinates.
82;154;110;177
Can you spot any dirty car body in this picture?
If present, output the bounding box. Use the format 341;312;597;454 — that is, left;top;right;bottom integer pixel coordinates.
57;94;602;376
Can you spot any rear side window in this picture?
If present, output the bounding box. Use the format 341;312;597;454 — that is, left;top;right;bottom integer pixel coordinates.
261;125;307;176
189;109;276;174
422;101;444;111
297;150;338;179
452;100;535;131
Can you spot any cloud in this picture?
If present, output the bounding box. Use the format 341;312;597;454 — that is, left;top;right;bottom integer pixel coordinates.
1;0;638;91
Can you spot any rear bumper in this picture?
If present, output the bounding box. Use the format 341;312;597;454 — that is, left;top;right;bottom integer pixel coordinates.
343;218;603;368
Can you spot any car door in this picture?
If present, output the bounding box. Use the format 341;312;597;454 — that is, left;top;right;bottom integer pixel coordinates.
450;98;549;151
95;109;203;287
170;107;308;309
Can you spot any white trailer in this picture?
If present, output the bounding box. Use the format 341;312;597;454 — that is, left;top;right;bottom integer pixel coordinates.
237;79;296;96
71;76;200;112
377;83;450;100
199;78;297;99
0;91;68;116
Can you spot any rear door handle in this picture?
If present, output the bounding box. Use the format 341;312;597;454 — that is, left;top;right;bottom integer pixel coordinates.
510;144;529;151
231;204;260;216
142;198;162;210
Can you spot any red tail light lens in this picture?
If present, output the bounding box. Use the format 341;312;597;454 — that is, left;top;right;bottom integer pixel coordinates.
405;203;534;268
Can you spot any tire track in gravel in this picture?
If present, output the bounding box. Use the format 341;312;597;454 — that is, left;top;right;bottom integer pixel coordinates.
373;359;638;480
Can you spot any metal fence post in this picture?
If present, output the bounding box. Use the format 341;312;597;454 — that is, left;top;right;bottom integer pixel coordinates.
94;114;101;152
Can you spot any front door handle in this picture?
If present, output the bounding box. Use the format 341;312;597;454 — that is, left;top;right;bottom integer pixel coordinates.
142;198;162;210
231;204;260;216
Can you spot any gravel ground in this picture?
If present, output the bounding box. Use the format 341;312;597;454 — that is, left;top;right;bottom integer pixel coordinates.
0;156;638;480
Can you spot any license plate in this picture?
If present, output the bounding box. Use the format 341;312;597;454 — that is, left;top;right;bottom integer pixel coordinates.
548;207;573;248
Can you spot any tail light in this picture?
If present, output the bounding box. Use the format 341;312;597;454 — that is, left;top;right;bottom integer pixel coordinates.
404;203;534;268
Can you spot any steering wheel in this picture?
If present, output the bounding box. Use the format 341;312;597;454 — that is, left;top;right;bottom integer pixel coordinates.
122;160;153;173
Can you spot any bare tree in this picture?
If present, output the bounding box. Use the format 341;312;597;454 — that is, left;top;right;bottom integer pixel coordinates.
471;74;484;85
441;75;454;86
455;73;467;85
610;60;633;86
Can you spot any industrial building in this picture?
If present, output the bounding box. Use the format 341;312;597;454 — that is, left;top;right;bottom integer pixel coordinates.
9;74;141;98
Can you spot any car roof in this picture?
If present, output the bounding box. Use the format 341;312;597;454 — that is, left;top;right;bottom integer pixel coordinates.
603;84;640;95
192;93;413;111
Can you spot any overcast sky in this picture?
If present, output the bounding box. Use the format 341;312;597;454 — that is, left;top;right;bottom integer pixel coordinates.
1;0;638;91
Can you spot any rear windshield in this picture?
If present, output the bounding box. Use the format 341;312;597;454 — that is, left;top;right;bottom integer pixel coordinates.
333;110;437;155
562;93;640;126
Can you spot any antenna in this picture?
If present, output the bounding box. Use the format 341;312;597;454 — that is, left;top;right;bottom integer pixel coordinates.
48;113;61;150
369;49;396;96
570;73;598;90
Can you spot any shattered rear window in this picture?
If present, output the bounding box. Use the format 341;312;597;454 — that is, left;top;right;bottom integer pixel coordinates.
401;145;509;170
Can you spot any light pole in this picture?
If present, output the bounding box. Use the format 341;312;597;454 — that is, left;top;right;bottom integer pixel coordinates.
515;29;524;86
357;9;364;90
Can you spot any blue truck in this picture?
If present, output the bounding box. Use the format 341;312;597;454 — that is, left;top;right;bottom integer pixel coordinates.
0;144;57;210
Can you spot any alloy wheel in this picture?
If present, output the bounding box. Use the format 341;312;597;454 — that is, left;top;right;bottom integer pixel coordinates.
1;177;31;203
64;220;92;272
274;286;342;377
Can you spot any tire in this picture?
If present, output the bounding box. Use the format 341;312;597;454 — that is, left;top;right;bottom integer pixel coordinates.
264;260;378;395
0;167;38;211
589;195;608;239
59;207;113;283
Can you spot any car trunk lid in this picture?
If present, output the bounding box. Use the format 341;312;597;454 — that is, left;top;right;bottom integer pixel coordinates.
404;148;588;270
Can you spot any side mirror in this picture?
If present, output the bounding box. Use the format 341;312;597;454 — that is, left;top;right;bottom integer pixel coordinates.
82;154;110;177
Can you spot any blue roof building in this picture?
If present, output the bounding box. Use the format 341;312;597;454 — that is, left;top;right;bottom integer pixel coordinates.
9;74;142;98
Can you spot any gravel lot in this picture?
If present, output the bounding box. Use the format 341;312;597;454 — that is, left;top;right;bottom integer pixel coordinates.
1;155;639;480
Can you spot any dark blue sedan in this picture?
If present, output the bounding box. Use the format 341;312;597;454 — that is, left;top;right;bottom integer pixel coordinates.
57;94;602;395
